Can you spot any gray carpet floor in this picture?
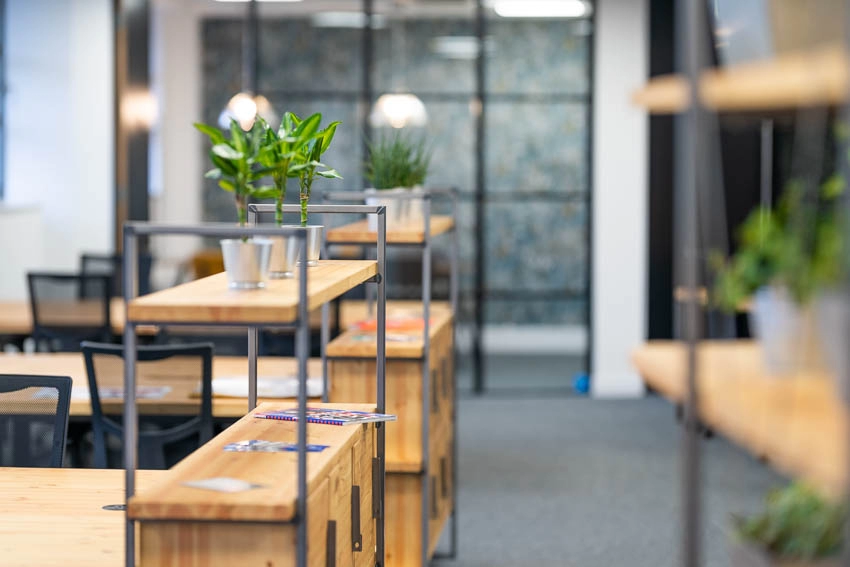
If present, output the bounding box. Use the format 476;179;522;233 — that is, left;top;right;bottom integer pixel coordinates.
433;395;784;567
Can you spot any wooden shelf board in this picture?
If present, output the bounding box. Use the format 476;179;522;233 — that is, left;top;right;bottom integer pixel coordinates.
633;340;848;494
326;215;454;244
327;300;454;359
127;260;377;324
633;46;850;113
128;402;376;522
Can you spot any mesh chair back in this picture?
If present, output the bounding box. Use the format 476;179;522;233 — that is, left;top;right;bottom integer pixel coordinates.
80;253;153;297
81;341;214;469
27;272;113;352
0;375;72;467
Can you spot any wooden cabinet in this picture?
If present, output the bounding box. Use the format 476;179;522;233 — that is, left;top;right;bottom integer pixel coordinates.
328;301;455;566
129;403;377;567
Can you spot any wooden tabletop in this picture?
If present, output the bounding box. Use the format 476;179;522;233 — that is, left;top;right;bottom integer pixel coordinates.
633;340;848;494
633;45;849;114
128;402;375;522
0;298;148;336
328;300;454;359
0;353;322;418
128;261;377;325
0;467;164;567
325;215;455;244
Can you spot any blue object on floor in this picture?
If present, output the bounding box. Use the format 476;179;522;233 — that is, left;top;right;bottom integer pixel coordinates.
573;373;590;394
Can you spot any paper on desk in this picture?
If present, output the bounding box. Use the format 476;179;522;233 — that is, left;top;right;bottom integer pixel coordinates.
182;477;266;493
64;386;172;401
209;376;324;399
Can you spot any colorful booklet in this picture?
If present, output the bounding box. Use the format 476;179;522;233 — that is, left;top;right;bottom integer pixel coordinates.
254;407;397;426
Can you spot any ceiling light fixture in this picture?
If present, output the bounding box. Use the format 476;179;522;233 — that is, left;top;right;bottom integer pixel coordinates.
370;94;428;129
491;0;590;19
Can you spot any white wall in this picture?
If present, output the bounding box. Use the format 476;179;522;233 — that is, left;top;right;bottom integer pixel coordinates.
591;0;649;397
3;0;114;297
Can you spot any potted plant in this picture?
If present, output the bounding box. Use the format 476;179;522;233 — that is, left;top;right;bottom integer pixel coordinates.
711;174;843;376
255;112;327;277
288;114;342;266
364;132;431;231
730;482;845;566
195;118;277;289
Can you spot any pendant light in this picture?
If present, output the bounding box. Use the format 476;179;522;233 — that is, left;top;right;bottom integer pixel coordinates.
219;0;279;130
369;1;427;129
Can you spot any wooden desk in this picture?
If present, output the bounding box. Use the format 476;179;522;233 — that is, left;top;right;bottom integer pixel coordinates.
0;298;131;336
633;340;849;493
0;299;332;337
0;467;164;567
0;353;322;418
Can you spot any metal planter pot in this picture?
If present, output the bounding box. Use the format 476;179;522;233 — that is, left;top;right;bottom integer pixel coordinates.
365;187;411;231
749;286;826;376
301;225;323;267
220;238;272;290
268;234;300;279
729;540;840;567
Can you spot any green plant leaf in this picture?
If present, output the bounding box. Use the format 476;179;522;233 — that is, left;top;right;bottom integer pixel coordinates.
194;122;226;144
293;112;322;143
250;185;278;199
317;169;342;179
218;179;235;192
210;153;238;176
204;168;222;179
212;143;243;160
229;119;247;153
318;121;341;153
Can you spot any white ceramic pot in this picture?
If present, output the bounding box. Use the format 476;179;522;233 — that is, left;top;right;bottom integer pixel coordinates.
365;187;412;231
220;238;272;290
268;233;300;279
750;286;826;376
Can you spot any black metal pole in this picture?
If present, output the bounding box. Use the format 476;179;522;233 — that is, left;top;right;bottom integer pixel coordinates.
473;0;486;394
676;0;705;565
244;0;258;94
361;0;374;189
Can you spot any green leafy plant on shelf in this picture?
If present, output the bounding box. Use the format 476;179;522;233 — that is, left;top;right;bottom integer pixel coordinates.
195;118;277;228
733;482;846;561
286;113;342;227
364;132;431;190
255;112;328;227
710;173;845;312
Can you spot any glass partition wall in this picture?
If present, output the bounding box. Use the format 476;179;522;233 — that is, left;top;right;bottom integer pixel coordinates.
198;0;593;394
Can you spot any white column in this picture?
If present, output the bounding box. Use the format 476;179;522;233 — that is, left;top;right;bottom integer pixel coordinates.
591;0;649;397
149;0;203;288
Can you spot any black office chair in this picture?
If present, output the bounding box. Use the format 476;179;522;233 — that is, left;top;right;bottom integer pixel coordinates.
81;341;214;469
0;374;72;467
27;272;113;352
80;252;153;297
